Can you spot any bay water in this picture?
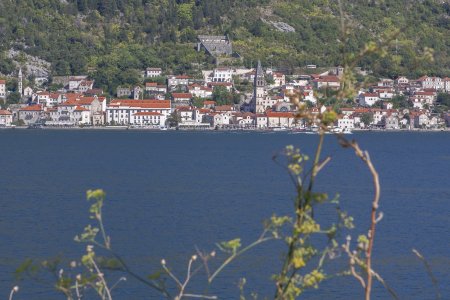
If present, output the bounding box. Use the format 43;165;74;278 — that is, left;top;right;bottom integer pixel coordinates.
0;130;449;299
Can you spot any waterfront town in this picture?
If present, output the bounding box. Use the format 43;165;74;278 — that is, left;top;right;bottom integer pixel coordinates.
1;47;450;132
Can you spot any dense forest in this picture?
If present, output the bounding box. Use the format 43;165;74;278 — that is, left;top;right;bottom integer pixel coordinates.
0;0;448;94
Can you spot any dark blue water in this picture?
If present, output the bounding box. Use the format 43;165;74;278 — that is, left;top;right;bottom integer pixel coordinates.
0;130;449;299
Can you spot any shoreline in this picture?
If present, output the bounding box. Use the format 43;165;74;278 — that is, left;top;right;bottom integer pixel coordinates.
0;126;449;133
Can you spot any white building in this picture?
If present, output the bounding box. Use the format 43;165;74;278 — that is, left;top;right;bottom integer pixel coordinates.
188;84;213;99
444;77;450;92
213;113;231;127
176;106;195;123
68;76;88;91
34;91;51;105
337;115;355;130
266;111;296;128
312;75;341;90
145;82;167;94
256;114;268;128
272;72;286;87
106;99;171;125
212;67;233;82
0;110;12;126
384;115;399;130
47;95;107;126
78;81;94;93
23;86;33;98
377;79;394;87
359;93;379;107
413;91;436;106
172;93;192;107
168;75;190;88
131;112;166;126
414;113;430;128
417;76;444;91
18;105;44;125
395;76;409;85
145;68;162;78
378;90;394;99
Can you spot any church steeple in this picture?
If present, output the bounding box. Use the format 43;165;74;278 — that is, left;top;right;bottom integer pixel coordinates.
18;68;23;96
254;60;265;87
252;60;267;114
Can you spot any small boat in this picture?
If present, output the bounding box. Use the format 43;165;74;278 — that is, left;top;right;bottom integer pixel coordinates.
273;126;288;132
342;128;353;134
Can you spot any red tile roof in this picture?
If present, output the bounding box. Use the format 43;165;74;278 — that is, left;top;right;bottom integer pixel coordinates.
266;111;295;118
0;109;12;115
20;105;42;111
215;105;233;111
361;93;379;97
109;99;171;109
172;93;192;98
75;106;89;111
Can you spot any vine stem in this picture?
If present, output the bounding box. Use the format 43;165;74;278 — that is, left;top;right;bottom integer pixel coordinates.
275;130;325;298
90;256;112;300
339;138;380;300
208;236;273;283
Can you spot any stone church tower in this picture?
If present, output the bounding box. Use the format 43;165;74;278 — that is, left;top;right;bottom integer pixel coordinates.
18;68;23;96
253;60;267;113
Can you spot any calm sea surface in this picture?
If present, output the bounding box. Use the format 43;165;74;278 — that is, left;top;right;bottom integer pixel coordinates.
0;130;449;299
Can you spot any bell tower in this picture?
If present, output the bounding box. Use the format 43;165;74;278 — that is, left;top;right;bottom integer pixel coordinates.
18;68;23;97
253;60;266;113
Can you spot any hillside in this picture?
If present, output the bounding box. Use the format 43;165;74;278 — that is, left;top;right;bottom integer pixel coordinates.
0;0;449;93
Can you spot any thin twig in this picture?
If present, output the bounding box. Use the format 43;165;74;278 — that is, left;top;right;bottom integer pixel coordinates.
183;294;218;299
89;257;112;300
339;137;380;300
208;236;273;283
413;249;441;300
8;286;19;300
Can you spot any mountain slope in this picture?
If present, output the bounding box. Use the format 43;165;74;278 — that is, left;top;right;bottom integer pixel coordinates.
0;0;448;93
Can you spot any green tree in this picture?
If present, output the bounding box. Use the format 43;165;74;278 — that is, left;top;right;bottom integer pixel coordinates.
391;95;410;109
436;93;450;108
212;86;233;105
361;112;374;127
6;92;21;104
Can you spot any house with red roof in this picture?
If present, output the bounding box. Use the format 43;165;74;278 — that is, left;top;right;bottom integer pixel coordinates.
266;111;296;128
417;76;444;91
207;82;233;92
46;95;107;126
0;110;12;126
203;100;216;109
312;75;341;90
189;84;213;98
145;82;164;92
172;93;192;107
106;99;171;125
18;105;44;125
271;72;286;87
167;75;190;88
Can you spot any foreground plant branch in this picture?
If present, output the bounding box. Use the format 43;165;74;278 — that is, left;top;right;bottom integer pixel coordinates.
412;249;441;300
337;136;386;300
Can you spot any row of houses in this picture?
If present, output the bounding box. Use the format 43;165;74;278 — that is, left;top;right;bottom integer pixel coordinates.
336;107;446;130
